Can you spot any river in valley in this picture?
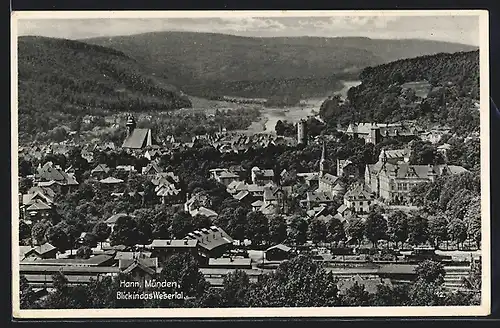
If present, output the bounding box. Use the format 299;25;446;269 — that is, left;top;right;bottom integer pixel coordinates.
247;80;362;133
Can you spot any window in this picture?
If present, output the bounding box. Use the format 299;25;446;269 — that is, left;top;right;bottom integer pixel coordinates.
367;201;371;205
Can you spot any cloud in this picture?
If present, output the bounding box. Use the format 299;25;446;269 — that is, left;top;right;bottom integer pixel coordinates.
15;15;480;45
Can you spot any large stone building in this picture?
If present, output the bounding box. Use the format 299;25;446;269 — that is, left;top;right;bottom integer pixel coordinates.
365;150;468;203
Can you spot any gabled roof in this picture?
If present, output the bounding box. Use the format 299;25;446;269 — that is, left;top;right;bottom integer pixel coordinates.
115;251;152;260
26;199;52;211
121;259;157;275
320;173;339;186
233;190;250;201
191;207;218;218
263;185;285;201
184;226;233;251
307;191;336;203
99;177;124;184
149;239;198;248
105;213;132;224
266;244;291;252
91;164;110;174
344;184;374;201
122;128;152;149
251;200;263;207
31;242;56;255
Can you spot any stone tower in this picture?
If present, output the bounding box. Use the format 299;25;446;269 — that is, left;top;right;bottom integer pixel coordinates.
297;120;307;145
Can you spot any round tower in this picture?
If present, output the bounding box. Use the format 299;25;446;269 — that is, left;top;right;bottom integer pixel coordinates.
297;120;307;145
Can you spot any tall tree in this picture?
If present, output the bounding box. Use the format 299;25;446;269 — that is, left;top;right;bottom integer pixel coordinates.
92;221;111;247
31;219;51;245
364;212;388;248
308;219;327;245
288;216;308;245
246;211;269;245
448;218;468;250
109;215;139;247
136;217;153;246
327;217;346;246
428;214;449;249
345;217;365;246
407;215;429;246
268;216;287;244
386;211;408;249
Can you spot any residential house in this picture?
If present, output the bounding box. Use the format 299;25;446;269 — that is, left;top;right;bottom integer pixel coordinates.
142;162;163;176
22;243;57;260
343;183;375;214
337;159;358;178
184;226;234;259
184;193;218;218
209;168;241;186
120;258;159;284
302;191;337;210
90;164;110;179
251;167;274;185
262;185;291;214
155;183;182;205
35;162;79;193
265;244;292;261
21;187;55;222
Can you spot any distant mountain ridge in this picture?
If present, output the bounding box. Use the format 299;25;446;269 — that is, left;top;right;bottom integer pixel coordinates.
18;36;192;139
85;31;477;99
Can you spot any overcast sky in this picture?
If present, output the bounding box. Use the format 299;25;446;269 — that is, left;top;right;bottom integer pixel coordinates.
16;15;480;46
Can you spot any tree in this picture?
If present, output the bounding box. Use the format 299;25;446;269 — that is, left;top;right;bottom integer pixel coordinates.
428;214;449;249
448;218;468;250
326;217;346;246
170;211;194;239
386;211;408;249
20;275;38;309
19;221;32;242
407;215;428;246
109;215;139;247
76;246;92;259
288;216;308;245
364;212;388;248
41;272;90;309
220;270;250;307
246;211;269;245
409;140;444;165
372;284;410;306
81;232;98;248
136;217;153;246
31;220;51;245
415;260;446;285
465;196;481;249
92;221;111;247
308;219;327;245
408;280;442;306
247;255;339;307
345;217;365;246
269;216;287;244
44;225;70;252
340;282;372;306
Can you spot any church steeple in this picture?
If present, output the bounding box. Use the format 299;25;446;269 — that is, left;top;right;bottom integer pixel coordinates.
126;114;136;137
319;141;327;177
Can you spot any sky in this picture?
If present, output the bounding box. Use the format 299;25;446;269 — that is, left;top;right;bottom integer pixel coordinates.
15;14;481;46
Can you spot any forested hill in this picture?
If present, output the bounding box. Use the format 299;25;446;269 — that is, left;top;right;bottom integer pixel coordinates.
320;50;480;135
18;36;192;139
85;32;477;99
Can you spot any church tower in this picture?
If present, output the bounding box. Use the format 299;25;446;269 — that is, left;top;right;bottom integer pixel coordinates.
319;141;327;177
126;114;136;137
